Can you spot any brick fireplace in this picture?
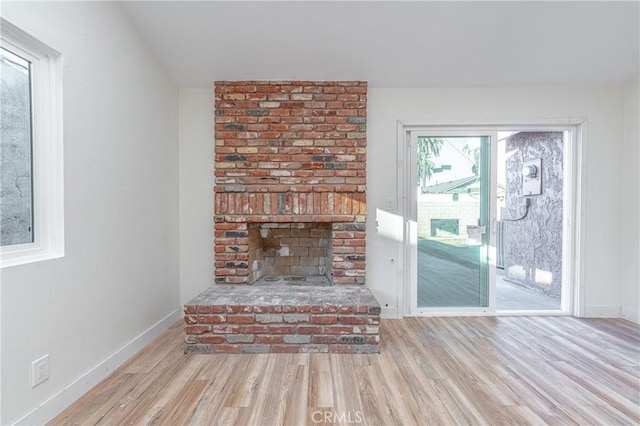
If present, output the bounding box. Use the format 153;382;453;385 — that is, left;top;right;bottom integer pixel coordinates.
184;81;378;355
214;81;367;285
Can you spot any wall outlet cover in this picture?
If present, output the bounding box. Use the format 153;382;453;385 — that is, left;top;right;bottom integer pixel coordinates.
31;354;49;387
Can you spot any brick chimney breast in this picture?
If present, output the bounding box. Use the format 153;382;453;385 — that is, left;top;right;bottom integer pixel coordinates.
214;81;367;285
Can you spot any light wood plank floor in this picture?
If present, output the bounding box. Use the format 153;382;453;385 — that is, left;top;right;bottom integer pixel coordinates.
50;316;640;425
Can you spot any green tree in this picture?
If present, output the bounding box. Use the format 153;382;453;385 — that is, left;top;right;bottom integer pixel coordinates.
417;137;444;191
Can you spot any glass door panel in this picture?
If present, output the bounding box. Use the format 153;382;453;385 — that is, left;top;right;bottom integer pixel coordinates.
410;134;491;310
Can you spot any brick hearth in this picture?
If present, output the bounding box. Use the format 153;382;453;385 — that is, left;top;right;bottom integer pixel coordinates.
184;284;380;354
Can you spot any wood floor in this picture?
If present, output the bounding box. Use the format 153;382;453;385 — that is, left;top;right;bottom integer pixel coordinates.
50;316;640;425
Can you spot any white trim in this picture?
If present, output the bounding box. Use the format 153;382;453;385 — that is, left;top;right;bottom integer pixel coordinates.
583;305;622;318
572;122;587;317
396;119;585;318
0;18;64;268
396;122;407;318
9;309;181;426
621;309;640;324
399;118;588;128
405;310;570;318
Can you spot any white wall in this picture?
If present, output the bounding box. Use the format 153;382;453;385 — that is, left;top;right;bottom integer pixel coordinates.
179;89;215;304
0;2;179;424
366;86;625;317
621;76;640;324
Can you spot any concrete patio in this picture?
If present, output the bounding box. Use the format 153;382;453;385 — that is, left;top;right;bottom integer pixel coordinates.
417;238;561;310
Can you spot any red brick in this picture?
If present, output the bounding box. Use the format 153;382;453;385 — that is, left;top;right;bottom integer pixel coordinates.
199;315;226;324
329;344;352;354
346;86;367;94
196;305;212;314
271;345;300;353
257;85;280;93
240;325;269;334
310;305;324;314
311;314;338;325
354;306;368;314
227;315;255;324
211;324;240;334
297;326;323;334
269;325;295;334
339;315;366;325
253;305;283;313
184;315;198;324
312;335;338;344
212;344;241;353
227;305;253;313
324;305;339;313
197;335;226;344
185;325;210;335
325;325;352;334
256;335;284;344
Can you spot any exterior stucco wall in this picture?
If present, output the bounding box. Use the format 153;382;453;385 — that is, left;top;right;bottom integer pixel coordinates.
503;131;563;296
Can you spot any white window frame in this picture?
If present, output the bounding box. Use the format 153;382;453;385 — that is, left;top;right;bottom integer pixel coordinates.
1;19;64;268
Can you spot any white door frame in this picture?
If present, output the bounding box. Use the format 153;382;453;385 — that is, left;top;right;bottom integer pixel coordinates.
396;119;586;318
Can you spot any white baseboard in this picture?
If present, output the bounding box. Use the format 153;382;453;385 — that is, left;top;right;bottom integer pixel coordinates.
12;309;181;426
583;305;622;318
381;306;399;319
621;308;640;324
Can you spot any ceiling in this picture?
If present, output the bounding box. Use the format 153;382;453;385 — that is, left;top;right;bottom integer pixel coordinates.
121;1;639;89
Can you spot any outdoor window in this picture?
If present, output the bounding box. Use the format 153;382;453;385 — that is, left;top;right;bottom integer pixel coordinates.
1;46;33;245
0;19;63;267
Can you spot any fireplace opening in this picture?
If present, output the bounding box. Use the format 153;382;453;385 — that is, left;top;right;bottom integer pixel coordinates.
248;222;333;285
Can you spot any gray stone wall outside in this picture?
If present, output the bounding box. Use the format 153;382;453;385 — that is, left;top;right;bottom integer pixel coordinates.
1;50;33;246
503;132;563;297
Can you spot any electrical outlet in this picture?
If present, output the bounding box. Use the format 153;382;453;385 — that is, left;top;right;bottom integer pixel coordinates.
31;354;49;387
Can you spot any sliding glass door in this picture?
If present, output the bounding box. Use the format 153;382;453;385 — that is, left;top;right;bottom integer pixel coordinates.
408;131;495;314
406;127;574;315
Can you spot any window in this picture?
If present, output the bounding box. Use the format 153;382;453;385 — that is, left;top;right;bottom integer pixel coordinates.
1;46;33;245
0;19;63;267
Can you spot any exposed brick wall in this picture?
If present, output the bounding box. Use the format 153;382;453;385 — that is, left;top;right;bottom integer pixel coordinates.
214;81;367;284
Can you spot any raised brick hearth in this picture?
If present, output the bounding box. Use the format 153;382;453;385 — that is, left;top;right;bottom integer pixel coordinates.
184;284;380;354
214;80;367;285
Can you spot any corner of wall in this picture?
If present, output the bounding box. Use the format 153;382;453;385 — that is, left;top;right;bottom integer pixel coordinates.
178;89;215;305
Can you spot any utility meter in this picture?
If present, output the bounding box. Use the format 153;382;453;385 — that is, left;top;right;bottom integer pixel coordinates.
522;158;542;196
